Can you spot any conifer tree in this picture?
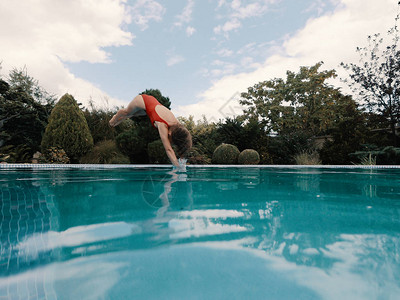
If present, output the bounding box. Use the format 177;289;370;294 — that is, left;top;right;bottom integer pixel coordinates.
41;94;93;162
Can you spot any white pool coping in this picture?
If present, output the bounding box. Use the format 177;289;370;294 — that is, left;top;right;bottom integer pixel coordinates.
0;163;399;169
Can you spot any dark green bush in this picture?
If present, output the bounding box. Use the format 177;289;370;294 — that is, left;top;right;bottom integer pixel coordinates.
41;94;93;162
80;140;129;164
186;147;211;165
0;74;54;162
116;127;148;163
238;149;260;165
378;146;400;164
83;107;118;144
267;131;313;164
0;145;32;163
212;143;240;164
147;140;169;164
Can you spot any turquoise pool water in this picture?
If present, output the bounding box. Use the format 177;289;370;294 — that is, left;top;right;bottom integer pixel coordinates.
0;166;399;299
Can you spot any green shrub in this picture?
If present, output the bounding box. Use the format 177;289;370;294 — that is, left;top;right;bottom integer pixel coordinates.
212;143;240;164
80;140;129;164
41;94;93;162
147;140;169;164
267;131;313;164
238;149;260;165
186;147;211;165
115;126;148;163
0;145;32;163
36;147;70;164
294;150;321;165
83;103;134;145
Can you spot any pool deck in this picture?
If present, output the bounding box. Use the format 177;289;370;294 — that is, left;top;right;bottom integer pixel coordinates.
1;163;399;169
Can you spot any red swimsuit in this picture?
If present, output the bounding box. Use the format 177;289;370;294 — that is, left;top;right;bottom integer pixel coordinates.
142;94;169;128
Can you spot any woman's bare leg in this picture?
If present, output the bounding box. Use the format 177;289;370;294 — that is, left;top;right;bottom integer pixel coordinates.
109;95;146;127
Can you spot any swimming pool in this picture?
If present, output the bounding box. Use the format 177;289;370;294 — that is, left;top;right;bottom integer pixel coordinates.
1;166;399;299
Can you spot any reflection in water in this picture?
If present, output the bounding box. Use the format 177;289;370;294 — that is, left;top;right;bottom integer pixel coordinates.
0;168;400;299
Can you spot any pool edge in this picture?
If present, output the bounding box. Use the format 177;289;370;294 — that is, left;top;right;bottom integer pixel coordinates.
0;163;399;170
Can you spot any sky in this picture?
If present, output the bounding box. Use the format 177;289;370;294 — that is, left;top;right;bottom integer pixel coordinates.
0;0;398;122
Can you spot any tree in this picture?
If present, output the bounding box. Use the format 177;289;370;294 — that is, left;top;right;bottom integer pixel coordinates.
140;88;171;108
178;115;217;164
215;116;268;153
83;100;130;145
267;130;314;165
115;124;148;163
0;68;55;162
240;62;357;137
341;10;400;146
215;117;244;148
8;67;56;106
319;100;368;164
41;94;93;162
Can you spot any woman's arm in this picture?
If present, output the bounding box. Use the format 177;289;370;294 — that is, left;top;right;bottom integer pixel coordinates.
157;123;179;167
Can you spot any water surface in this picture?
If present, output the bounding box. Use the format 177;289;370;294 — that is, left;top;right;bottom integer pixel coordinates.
1;167;399;299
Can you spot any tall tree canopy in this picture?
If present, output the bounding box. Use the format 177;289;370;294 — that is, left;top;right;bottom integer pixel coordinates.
341;10;400;145
0;68;55;162
240;62;356;136
8;67;56;105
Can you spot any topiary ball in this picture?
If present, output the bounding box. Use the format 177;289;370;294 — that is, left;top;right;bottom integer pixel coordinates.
212;143;240;164
238;149;260;165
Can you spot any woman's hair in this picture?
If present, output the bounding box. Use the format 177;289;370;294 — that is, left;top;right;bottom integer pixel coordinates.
170;124;192;158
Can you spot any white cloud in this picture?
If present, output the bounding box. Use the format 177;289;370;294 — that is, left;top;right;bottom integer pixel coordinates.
217;48;234;57
214;19;242;35
186;26;196;37
200;60;237;78
217;0;227;9
175;0;398;121
0;0;134;108
302;0;327;15
166;55;185;67
131;0;165;31
214;0;277;36
174;0;196;37
240;57;261;69
174;0;195;27
233;2;269;19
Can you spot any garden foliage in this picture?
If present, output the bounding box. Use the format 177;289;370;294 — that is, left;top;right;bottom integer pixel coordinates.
80;140;129;164
0;68;55;162
148;139;169;164
212;143;240;164
238;149;260;165
38;147;70;164
41;94;93;162
341;13;400;146
349;146;400;165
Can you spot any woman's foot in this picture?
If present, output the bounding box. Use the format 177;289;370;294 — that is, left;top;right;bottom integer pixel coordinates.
109;110;127;127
